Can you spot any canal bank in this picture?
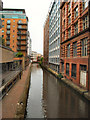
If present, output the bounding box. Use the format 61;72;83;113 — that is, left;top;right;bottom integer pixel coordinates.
41;64;90;101
1;63;31;119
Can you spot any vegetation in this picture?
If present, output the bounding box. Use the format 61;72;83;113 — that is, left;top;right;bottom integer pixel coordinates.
39;57;43;65
0;38;5;46
15;52;23;57
58;73;63;79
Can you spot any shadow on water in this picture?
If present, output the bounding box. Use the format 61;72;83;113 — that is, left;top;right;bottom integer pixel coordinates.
26;64;90;118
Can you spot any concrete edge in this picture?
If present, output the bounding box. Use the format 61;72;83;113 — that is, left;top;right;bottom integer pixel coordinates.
15;63;32;118
41;64;90;102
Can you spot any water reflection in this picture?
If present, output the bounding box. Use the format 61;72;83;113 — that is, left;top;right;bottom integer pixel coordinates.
43;69;90;118
26;64;90;118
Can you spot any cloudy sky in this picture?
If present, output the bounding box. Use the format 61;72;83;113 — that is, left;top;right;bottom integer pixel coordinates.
2;0;52;54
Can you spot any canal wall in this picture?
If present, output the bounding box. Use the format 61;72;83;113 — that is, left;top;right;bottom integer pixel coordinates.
41;64;90;101
15;63;32;118
0;71;22;100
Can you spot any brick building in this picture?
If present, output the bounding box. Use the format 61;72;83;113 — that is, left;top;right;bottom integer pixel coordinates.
43;15;49;65
60;1;90;90
1;9;28;56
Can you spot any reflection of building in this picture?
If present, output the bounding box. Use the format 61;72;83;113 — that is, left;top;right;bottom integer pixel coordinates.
27;31;32;56
60;1;90;90
43;15;49;65
1;9;28;56
49;0;60;73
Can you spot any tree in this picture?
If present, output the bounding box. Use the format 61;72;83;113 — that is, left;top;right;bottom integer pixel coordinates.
15;52;23;57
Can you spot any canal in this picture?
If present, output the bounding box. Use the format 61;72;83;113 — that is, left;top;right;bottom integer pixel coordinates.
26;64;90;118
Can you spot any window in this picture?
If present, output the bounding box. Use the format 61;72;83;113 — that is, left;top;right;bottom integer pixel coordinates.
13;25;15;27
64;32;65;40
74;22;78;34
74;6;78;18
82;38;88;56
83;15;88;30
2;25;4;28
73;42;77;57
64;20;65;29
66;63;69;76
64;8;65;16
68;2;71;13
68;28;71;38
82;0;88;10
13;46;14;48
13;30;15;32
13;20;15;22
13;35;14;37
71;64;76;78
67;44;70;57
61;62;64;73
68;15;71;24
7;20;11;24
2;30;4;33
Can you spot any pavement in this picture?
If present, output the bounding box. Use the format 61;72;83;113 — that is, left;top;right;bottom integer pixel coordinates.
0;63;31;119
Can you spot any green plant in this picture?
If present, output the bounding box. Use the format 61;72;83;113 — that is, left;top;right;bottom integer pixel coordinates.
15;52;23;57
58;73;63;79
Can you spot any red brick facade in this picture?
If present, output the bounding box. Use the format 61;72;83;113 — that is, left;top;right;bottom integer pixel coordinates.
60;1;90;90
43;15;49;65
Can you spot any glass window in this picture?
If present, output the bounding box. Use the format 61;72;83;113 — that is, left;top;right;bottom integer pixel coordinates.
74;22;78;34
68;15;71;24
66;63;69;76
68;2;71;13
83;15;88;30
82;37;88;56
68;27;71;38
7;20;11;24
73;42;77;57
13;35;14;37
2;25;4;28
2;30;4;33
71;64;76;78
13;20;15;22
67;44;70;57
74;6;78;18
82;0;88;10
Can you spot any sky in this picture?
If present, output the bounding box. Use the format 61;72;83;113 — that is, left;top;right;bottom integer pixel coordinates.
2;0;52;54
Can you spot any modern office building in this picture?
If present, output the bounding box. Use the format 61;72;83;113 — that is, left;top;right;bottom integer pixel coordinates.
60;1;90;90
43;14;49;66
49;0;60;73
1;9;28;56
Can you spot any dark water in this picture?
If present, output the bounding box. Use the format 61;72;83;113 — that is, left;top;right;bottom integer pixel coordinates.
26;64;90;118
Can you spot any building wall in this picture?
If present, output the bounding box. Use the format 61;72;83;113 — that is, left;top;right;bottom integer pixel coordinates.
1;9;28;56
0;45;14;63
60;1;90;90
49;0;60;73
43;15;49;65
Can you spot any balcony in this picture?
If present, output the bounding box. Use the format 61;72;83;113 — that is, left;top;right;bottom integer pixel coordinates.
6;31;10;35
7;27;10;30
6;37;10;40
17;26;27;30
6;41;10;45
17;42;27;46
17;32;27;36
17;37;27;41
7;22;11;25
17;47;27;51
17;22;27;25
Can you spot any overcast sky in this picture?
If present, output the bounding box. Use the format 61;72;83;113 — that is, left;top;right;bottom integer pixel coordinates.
2;0;52;54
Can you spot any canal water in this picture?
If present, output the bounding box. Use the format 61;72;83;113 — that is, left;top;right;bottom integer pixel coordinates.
26;64;90;118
